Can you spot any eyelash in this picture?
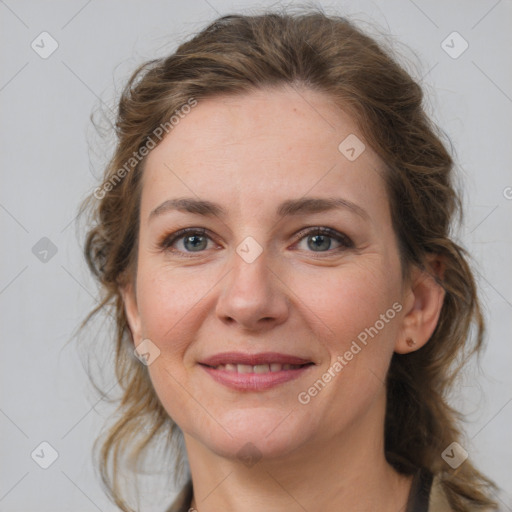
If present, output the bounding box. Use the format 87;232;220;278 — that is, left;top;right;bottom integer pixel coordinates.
158;226;354;258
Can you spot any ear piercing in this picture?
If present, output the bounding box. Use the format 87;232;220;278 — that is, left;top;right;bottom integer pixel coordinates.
406;337;416;348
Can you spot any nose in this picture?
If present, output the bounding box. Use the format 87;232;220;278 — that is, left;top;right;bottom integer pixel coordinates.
215;247;289;332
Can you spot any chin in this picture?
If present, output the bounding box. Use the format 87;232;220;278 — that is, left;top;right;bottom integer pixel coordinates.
185;405;314;462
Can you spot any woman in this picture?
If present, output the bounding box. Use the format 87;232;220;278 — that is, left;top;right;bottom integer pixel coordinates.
82;9;498;512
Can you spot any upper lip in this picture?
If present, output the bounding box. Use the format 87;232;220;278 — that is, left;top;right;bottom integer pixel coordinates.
200;352;313;366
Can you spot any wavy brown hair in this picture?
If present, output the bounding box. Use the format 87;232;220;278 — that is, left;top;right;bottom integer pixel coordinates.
81;8;498;511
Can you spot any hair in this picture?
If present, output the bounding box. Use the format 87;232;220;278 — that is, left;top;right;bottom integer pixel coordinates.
80;7;498;512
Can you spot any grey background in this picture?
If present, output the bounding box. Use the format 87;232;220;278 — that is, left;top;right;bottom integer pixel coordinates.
1;0;511;511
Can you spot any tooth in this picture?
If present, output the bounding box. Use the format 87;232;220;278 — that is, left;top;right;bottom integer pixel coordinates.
253;364;270;373
213;363;305;373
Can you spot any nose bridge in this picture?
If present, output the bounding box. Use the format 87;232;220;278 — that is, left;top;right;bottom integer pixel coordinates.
231;240;271;294
215;238;288;330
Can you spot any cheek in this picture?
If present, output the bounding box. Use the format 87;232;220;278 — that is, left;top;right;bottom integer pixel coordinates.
292;261;402;349
135;266;211;426
135;263;213;352
293;264;402;420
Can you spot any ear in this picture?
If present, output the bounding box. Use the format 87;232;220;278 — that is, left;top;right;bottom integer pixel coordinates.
120;280;142;346
394;255;446;354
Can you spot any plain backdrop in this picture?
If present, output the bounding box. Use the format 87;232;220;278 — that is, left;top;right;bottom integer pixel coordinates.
1;0;511;511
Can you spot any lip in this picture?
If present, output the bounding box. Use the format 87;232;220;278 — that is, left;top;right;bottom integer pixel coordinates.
199;352;314;391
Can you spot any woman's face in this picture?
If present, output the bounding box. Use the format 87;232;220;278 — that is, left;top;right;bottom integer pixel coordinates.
123;86;414;460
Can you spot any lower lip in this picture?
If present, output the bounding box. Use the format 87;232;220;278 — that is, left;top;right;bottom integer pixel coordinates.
200;364;313;391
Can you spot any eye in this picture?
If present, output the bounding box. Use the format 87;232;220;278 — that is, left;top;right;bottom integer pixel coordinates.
159;227;218;256
293;227;354;254
158;226;354;258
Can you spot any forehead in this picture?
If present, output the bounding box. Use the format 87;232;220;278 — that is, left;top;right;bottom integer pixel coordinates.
140;86;388;221
148;86;367;159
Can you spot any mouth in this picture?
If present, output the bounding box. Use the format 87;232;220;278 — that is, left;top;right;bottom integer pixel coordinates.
205;362;308;373
198;352;315;391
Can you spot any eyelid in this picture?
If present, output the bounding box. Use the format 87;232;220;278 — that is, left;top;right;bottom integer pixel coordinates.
292;226;352;243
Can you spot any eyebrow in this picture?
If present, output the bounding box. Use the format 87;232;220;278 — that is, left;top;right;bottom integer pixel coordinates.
149;196;370;221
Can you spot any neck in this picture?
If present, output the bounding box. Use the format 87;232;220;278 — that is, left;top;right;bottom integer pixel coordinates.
182;393;413;512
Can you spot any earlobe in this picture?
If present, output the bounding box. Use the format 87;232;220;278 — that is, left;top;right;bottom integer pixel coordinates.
405;337;417;348
395;259;446;354
120;281;142;345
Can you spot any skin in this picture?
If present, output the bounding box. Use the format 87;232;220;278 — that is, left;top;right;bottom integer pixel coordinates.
121;85;445;511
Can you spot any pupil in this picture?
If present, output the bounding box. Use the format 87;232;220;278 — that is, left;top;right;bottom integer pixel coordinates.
185;235;206;251
309;234;330;251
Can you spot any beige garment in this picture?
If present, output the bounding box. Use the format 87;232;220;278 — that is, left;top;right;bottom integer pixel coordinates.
428;476;453;512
